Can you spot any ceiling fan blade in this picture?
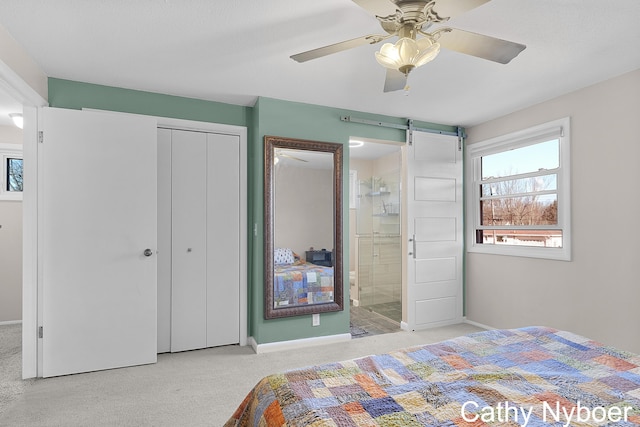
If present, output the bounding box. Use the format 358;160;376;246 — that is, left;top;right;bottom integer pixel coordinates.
438;28;526;64
383;69;408;92
352;0;398;18
275;149;310;163
291;34;390;63
431;0;491;20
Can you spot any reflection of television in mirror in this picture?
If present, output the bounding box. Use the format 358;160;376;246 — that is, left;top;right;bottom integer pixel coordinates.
306;250;333;267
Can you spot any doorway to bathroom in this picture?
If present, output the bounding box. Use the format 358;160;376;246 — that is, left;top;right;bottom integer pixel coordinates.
349;138;402;337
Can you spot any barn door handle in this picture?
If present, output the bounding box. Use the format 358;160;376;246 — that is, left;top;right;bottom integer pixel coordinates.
143;248;153;257
409;235;416;259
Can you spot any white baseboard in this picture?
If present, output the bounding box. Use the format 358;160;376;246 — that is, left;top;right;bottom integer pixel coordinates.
400;318;465;332
249;333;352;354
463;318;494;330
0;320;22;326
247;336;258;353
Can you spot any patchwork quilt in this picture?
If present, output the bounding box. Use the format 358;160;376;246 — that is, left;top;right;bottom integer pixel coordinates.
225;327;640;426
273;264;334;308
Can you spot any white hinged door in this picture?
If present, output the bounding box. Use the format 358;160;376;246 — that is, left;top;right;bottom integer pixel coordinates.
40;107;157;377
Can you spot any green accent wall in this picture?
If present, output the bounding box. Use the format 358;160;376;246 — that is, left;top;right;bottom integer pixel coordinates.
48;78;459;346
48;78;252;127
250;97;456;344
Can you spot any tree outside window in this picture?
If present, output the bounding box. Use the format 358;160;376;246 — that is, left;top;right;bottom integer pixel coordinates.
7;158;23;191
0;144;23;200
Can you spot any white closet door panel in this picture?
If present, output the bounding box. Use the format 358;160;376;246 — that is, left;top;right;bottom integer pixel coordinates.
157;128;172;353
206;133;241;347
171;130;208;352
415;297;457;325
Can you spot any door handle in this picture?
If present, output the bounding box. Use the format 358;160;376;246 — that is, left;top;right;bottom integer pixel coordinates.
143;249;153;257
409;235;416;259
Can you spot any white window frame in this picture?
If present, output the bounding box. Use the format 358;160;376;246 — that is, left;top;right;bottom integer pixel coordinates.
0;142;23;201
466;117;571;261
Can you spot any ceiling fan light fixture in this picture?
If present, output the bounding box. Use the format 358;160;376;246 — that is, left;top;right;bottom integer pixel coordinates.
375;37;440;76
414;37;441;66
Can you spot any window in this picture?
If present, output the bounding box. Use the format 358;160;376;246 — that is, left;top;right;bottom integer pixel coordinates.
0;143;23;200
7;158;23;191
466;117;571;260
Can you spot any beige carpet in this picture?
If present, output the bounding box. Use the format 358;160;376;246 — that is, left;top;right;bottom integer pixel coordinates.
0;323;482;426
0;324;33;418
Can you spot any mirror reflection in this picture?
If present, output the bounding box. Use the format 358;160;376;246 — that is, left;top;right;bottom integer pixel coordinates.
264;136;343;319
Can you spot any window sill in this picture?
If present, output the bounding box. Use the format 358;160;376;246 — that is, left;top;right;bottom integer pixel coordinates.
467;243;571;261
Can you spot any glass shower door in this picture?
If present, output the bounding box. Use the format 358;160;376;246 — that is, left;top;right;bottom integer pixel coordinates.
356;171;402;322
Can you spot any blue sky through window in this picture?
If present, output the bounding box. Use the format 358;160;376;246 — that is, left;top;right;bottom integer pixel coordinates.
482;139;559;180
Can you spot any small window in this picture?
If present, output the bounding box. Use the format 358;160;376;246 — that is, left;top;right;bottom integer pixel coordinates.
1;144;23;200
467;117;571;260
7;158;23;191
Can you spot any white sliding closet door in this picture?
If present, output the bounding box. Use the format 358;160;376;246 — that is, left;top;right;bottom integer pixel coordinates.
206;133;241;347
171;130;208;352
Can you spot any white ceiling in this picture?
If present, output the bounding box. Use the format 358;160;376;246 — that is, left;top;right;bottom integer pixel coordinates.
0;0;639;129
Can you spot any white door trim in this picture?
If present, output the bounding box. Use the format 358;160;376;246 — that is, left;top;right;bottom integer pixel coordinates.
155;117;248;348
0;59;47;107
0;59;48;379
22;106;41;379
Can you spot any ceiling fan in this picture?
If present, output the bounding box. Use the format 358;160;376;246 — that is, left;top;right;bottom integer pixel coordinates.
274;149;309;164
290;0;526;92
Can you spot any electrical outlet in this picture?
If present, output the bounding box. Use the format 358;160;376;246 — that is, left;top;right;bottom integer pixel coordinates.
312;313;320;326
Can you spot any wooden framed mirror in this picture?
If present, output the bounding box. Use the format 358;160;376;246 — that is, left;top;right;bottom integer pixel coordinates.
264;136;343;319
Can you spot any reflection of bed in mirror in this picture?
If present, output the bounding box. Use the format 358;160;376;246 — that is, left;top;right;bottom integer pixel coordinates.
273;248;334;308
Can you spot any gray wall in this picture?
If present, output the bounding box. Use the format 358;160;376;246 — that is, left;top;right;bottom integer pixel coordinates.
0;125;23;322
465;68;640;353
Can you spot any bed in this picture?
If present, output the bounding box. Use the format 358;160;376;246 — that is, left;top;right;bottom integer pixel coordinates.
273;261;334;308
224;327;640;426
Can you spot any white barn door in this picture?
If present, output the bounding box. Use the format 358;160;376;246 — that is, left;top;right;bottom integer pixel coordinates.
404;131;463;330
40;108;157;377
